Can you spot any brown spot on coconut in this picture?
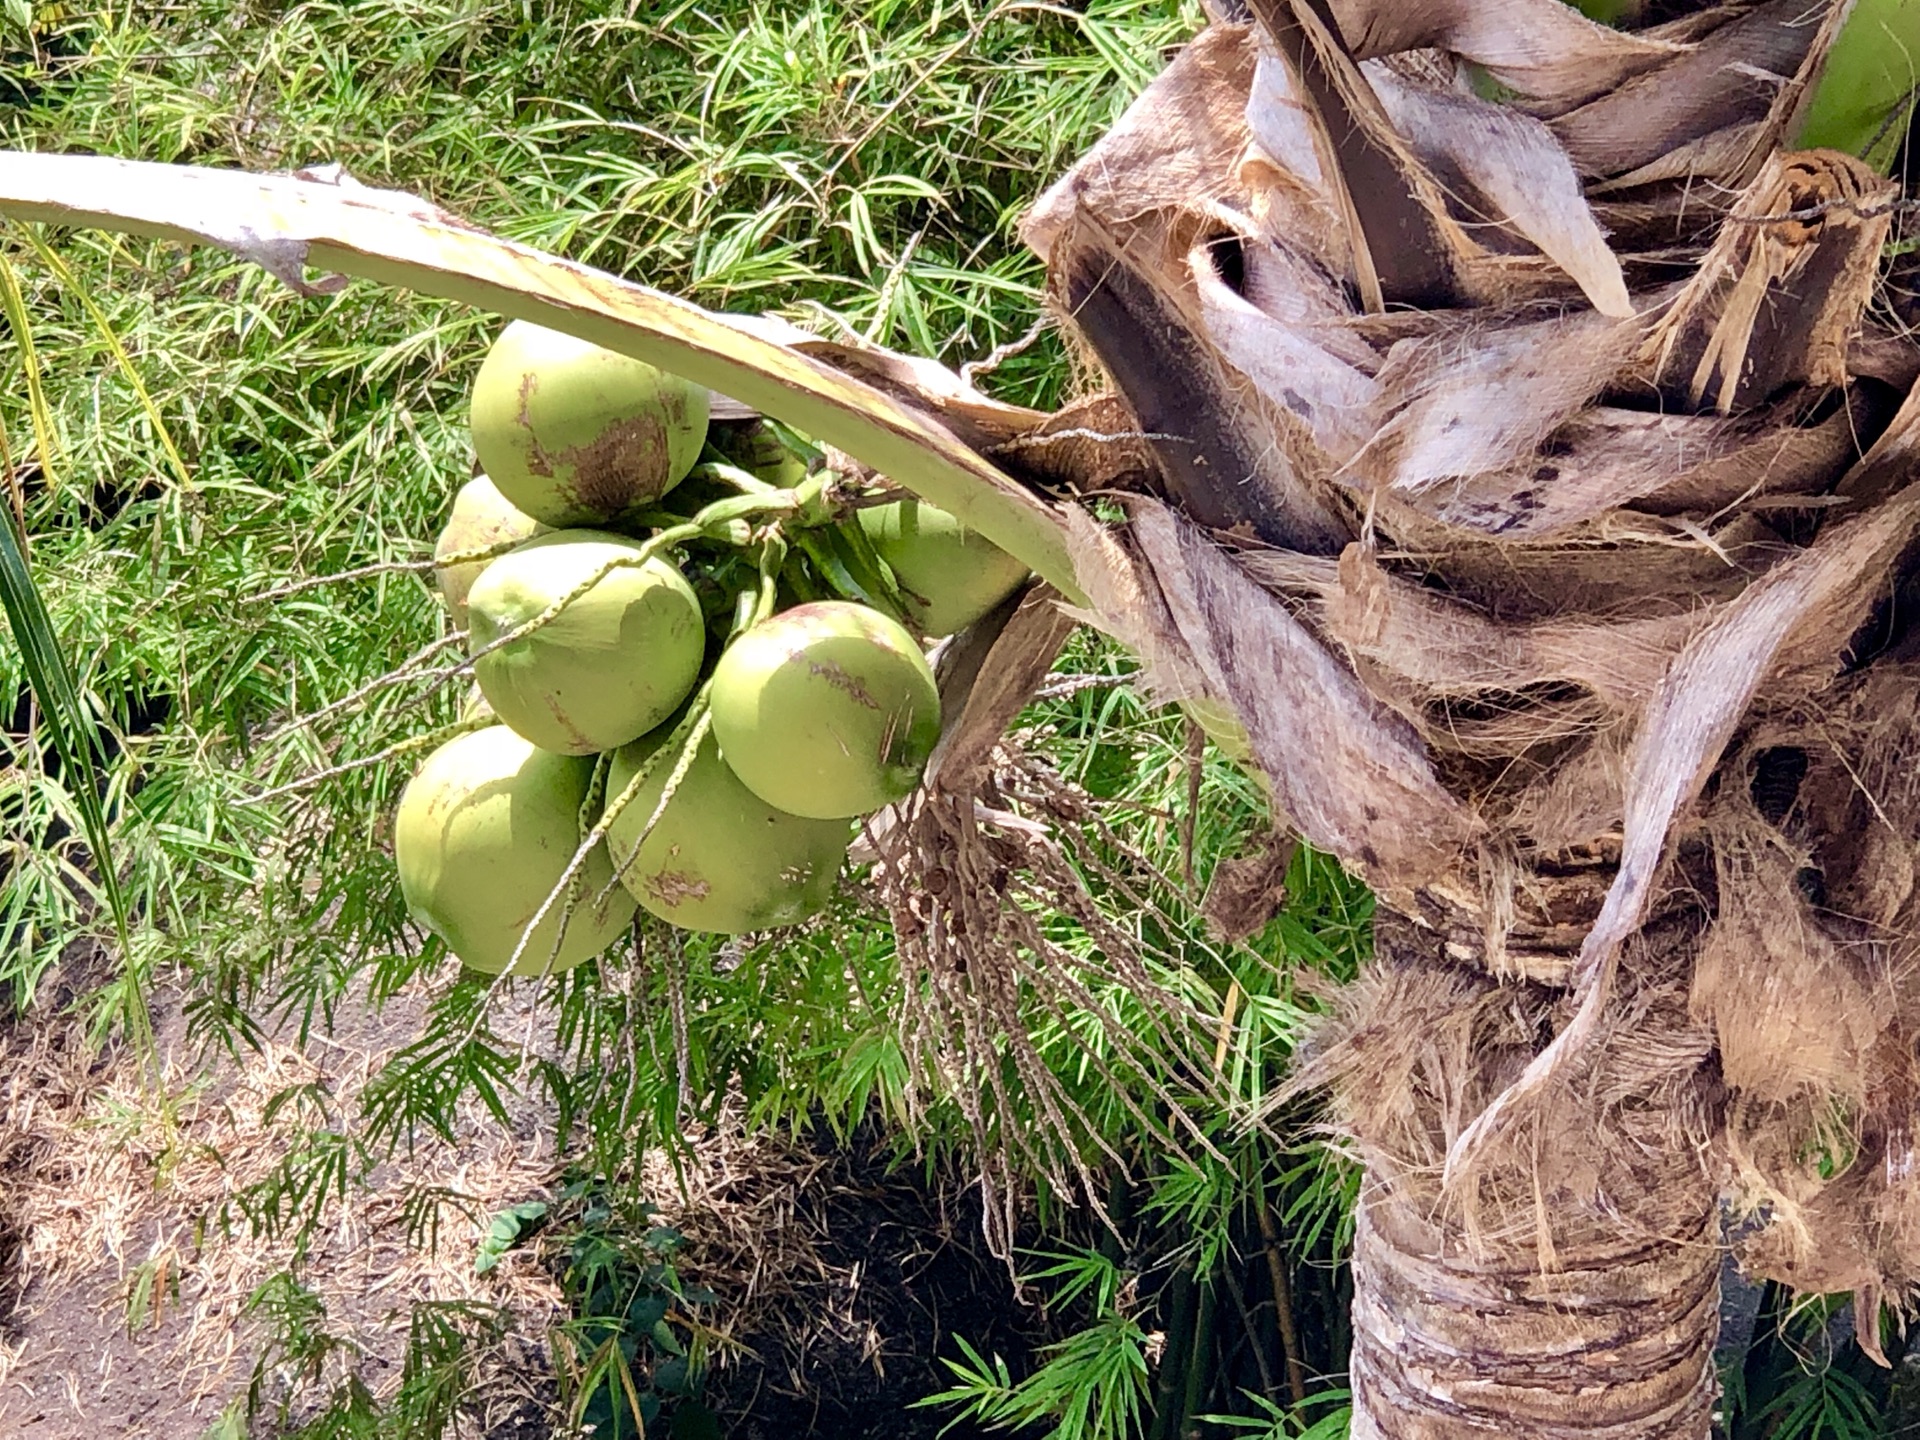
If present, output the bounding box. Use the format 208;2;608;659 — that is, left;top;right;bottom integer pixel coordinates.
806;659;880;709
710;601;941;820
857;498;1031;637
470;319;709;526
432;475;547;628
605;725;849;935
394;725;635;976
466;530;704;756
644;867;712;909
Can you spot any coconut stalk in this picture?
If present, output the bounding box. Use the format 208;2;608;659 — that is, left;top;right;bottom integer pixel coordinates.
10;0;1920;1431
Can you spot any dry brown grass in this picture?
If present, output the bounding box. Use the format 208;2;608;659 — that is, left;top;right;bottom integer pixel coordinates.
0;949;1045;1440
0;959;569;1438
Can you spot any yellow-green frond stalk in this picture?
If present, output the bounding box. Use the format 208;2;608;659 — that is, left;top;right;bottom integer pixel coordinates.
1798;0;1920;172
1561;0;1641;26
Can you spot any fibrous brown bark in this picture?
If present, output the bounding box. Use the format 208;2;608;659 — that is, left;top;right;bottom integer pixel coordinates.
1332;914;1724;1440
1019;2;1920;1436
1350;1195;1719;1440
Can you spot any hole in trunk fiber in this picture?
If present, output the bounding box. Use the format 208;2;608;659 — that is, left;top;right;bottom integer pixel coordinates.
1205;233;1247;296
1842;533;1920;672
1749;747;1808;826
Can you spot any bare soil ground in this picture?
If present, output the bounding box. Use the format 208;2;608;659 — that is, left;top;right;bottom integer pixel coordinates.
684;1122;1048;1439
0;952;565;1438
0;951;1045;1438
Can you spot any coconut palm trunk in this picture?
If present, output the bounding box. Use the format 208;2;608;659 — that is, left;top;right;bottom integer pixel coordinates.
1014;1;1920;1435
5;1;1920;1435
1338;918;1726;1438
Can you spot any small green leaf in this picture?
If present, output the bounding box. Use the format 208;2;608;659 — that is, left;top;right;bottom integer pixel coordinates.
653;1353;690;1393
644;1224;685;1254
195;1404;248;1440
474;1200;548;1273
626;1294;668;1333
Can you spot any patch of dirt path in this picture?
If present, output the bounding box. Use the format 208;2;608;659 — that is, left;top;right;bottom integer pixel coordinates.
0;962;565;1438
0;955;1052;1440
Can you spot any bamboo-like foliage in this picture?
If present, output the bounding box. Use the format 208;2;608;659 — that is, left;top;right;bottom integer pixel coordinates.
0;250;148;1056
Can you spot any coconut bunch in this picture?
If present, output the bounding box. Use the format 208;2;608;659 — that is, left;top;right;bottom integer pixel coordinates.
396;320;1034;977
1007;0;1920;1416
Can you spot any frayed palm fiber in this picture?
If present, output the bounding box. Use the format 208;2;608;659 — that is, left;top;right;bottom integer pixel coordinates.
868;591;1227;1256
907;0;1920;1374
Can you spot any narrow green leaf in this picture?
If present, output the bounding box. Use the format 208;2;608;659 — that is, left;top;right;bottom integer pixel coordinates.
1797;0;1920;172
0;251;149;1056
14;223;197;495
0;241;61;493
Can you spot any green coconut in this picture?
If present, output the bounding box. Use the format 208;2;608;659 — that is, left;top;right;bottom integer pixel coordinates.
433;475;548;628
467;530;705;755
604;725;850;934
858;498;1031;637
470;319;709;527
709;601;940;820
708;416;809;489
395;725;636;975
